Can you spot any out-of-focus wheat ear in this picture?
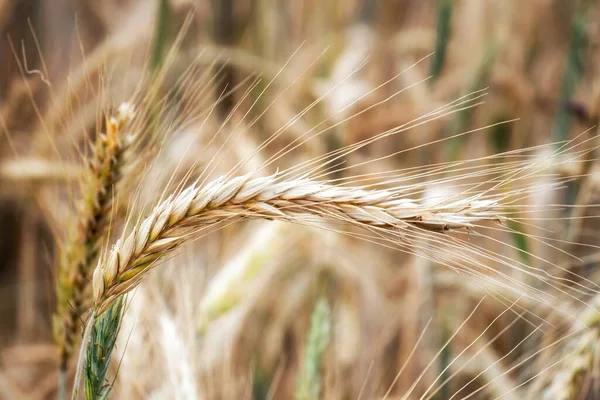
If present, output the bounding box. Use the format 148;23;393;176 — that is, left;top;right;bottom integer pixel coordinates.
541;299;600;400
84;297;124;400
295;296;331;400
53;103;135;373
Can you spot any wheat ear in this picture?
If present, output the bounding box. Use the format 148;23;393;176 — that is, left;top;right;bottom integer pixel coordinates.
542;298;600;400
91;172;505;315
54;103;135;370
83;298;124;400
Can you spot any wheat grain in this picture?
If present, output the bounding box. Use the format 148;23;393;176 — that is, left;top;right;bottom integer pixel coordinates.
91;171;507;315
53;103;135;370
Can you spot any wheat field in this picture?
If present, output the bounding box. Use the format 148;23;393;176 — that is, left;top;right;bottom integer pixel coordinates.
2;1;600;399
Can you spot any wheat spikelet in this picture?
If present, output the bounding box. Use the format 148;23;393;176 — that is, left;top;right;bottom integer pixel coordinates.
91;171;507;315
83;298;123;400
53;103;135;370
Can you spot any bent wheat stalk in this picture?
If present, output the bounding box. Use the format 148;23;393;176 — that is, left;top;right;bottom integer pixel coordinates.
54;103;135;370
92;171;506;315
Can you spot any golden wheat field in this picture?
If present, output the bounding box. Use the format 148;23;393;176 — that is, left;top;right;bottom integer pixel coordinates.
3;0;600;399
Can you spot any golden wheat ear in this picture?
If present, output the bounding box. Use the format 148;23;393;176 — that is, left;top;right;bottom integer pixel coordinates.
89;170;508;315
53;103;135;371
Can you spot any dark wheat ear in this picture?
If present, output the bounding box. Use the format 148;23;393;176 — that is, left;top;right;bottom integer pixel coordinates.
53;103;135;371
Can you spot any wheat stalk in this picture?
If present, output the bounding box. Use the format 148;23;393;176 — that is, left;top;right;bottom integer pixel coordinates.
53;103;135;370
296;296;331;400
91;171;506;315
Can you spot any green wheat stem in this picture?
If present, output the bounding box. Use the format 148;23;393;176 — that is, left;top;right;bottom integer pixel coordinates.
430;0;452;85
553;10;588;239
295;296;331;400
151;0;170;75
488;118;531;265
553;13;586;143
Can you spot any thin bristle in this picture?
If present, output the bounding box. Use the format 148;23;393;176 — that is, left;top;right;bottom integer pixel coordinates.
295;296;331;400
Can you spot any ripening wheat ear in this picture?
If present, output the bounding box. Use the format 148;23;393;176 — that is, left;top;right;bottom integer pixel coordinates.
90;171;507;315
53;103;135;371
541;297;600;400
83;297;124;400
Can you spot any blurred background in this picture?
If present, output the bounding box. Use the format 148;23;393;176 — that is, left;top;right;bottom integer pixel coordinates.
2;0;600;399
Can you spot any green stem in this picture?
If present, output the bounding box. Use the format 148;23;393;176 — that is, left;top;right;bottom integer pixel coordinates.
295;296;331;400
430;0;453;85
151;0;170;75
553;13;586;143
